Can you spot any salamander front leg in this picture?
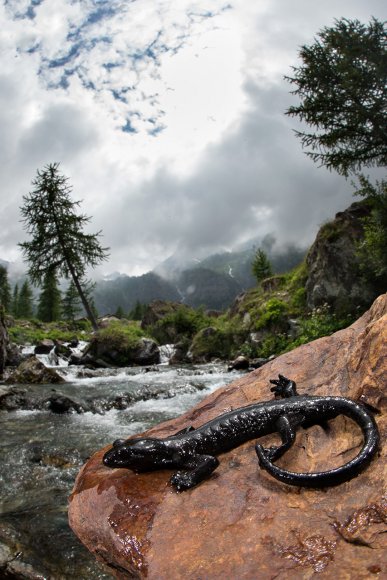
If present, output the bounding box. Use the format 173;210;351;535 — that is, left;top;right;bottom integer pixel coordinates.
170;454;219;491
270;375;298;398
256;415;297;464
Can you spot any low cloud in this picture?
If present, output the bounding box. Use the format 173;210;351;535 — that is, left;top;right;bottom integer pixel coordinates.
0;0;384;274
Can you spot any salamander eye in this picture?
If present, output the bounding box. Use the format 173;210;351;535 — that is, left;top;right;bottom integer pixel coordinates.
113;439;126;448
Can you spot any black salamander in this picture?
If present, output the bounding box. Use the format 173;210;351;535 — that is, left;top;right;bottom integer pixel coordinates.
103;375;380;491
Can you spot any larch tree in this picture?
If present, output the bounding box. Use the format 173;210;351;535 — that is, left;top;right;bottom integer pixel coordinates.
285;17;387;176
19;163;109;331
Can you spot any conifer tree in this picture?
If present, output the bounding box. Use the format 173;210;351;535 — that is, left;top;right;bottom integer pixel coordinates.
11;284;19;318
37;267;62;322
0;266;11;311
62;281;82;322
114;305;125;319
18;280;34;319
19;163;109;330
286;18;387;176
252;249;273;284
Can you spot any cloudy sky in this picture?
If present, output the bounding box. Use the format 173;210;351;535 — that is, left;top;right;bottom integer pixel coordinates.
1;0;385;277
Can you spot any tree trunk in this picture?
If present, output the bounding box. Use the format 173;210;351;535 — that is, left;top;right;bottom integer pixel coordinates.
67;265;99;332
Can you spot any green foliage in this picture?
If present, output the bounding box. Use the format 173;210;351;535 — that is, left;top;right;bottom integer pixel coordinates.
252;304;355;359
355;176;387;281
0;266;11;311
289;287;307;312
257;334;290;359
11;284;19;317
150;305;212;344
129;301;148;321
190;318;246;361
8;319;92;345
286;17;387;175
254;298;289;331
19;162;109;329
37;268;62;322
252;249;273;283
319;220;344;243
62;281;82;321
114;305;125;319
95;321;147;351
288;305;355;350
18;280;34;319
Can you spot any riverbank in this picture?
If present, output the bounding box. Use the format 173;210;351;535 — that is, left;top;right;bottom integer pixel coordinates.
0;359;243;578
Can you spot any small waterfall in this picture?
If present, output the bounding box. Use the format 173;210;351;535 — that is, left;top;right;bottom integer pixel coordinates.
159;343;176;364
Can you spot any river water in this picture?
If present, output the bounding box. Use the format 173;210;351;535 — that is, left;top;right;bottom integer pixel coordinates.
0;350;242;578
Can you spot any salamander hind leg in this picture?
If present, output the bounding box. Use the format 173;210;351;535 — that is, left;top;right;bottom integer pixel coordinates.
170;454;219;491
256;415;298;464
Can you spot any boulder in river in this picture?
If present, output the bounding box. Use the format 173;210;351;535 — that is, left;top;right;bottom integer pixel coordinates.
81;333;160;367
228;354;250;371
69;293;387;579
6;356;65;384
34;339;55;354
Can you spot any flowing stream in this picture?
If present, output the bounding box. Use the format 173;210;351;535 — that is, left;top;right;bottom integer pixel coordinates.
0;349;242;578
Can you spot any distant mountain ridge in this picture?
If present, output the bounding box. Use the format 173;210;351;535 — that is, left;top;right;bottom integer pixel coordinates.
93;243;306;315
1;240;306;316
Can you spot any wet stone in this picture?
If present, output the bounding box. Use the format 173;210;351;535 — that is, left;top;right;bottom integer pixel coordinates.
69;293;387;579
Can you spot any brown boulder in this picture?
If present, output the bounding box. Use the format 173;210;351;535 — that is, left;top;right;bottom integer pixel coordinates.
69;294;387;579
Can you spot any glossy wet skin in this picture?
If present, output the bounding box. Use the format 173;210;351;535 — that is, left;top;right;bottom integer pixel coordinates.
103;375;380;490
103;438;174;471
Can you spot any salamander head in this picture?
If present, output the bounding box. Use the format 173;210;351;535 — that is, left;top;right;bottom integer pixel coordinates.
103;437;170;472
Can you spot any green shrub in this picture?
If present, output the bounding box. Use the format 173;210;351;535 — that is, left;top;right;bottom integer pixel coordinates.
289;305;354;348
254;298;288;331
150;305;212;344
95;321;147;350
8;319;93;344
290;287;307;312
190;318;247;361
258;334;290;358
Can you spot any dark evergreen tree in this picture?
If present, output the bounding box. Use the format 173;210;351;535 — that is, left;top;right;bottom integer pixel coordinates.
252;249;273;284
0;266;11;311
129;301;147;321
114;305;125;319
11;284;19;318
286;18;387;176
37;267;62;322
18;280;34;319
62;281;82;321
19;163;109;330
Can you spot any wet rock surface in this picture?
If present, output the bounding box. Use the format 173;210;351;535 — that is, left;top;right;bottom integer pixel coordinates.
6;355;66;384
0;371;208;414
80;336;160;368
305;202;379;312
69;294;387;579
